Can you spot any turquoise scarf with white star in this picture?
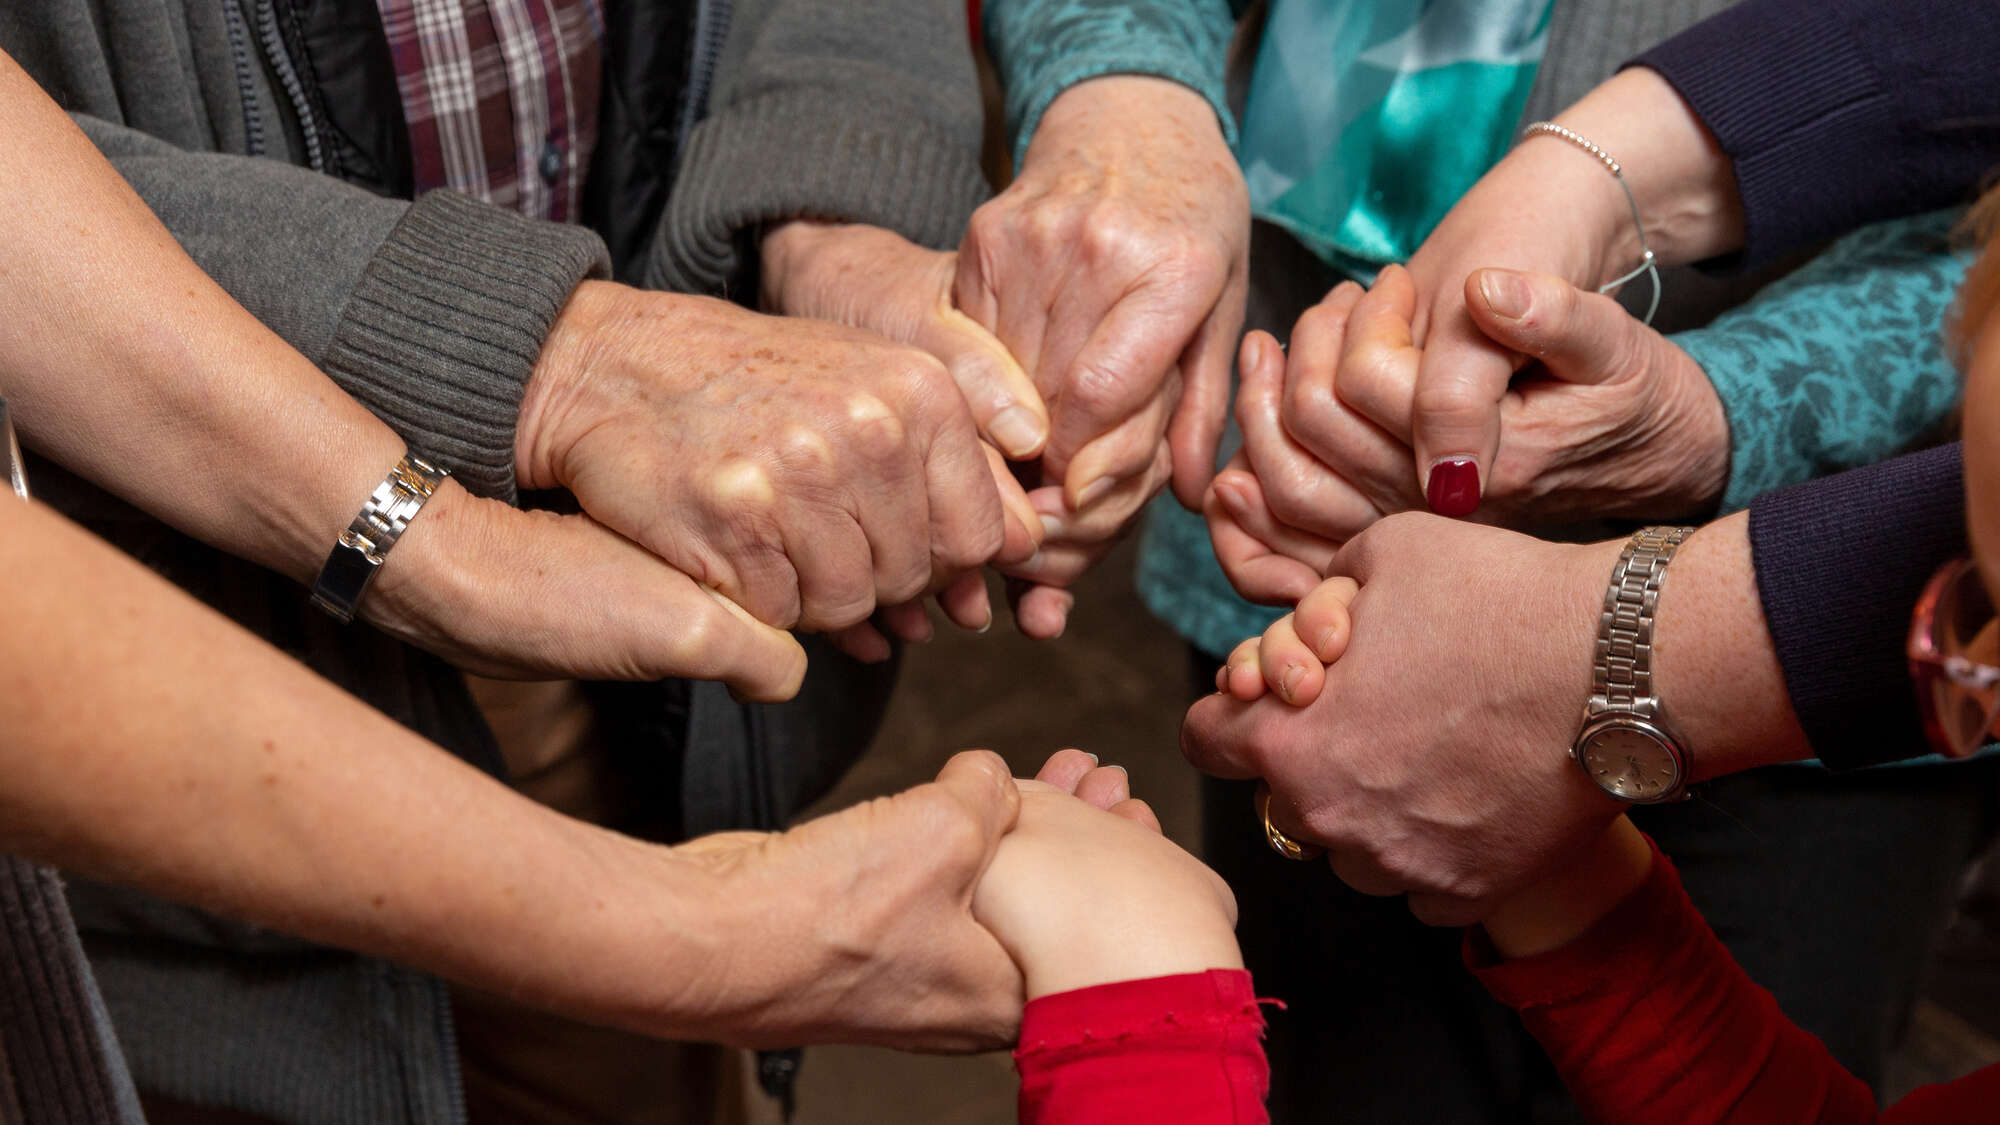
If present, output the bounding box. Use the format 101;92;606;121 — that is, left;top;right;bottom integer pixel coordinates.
1237;0;1554;276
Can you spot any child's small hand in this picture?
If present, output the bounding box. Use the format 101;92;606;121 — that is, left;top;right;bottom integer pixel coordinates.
973;781;1241;1001
1216;576;1361;705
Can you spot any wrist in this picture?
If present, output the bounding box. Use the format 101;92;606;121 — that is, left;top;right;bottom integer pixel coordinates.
1481;817;1654;959
518;279;627;492
1650;514;1812;779
1027;75;1231;172
759;219;836;314
1550;68;1744;268
474;822;733;1040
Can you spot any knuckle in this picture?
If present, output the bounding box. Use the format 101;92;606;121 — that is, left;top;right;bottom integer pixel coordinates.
1337;348;1407;409
937;509;1006;570
1291;302;1335;342
1065;360;1140;420
965;201;1009;249
1410;379;1485;428
880;560;933;606
843;392;913;462
915;786;989;863
1077;207;1143;266
1260;474;1318;529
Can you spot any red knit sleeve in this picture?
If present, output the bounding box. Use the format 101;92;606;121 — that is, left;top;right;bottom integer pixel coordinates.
1013;969;1270;1125
1468;841;1880;1124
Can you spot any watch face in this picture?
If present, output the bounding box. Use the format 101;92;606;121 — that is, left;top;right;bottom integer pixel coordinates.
1579;722;1683;802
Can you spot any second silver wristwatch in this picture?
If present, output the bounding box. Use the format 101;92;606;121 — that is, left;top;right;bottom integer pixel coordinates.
1571;526;1696;804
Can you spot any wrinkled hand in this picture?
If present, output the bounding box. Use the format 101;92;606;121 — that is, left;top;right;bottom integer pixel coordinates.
758;220;1048;651
667;749;1026;1051
516;281;1040;641
1183;513;1627;927
957;75;1250;637
1336;67;1741;516
371;480;807;700
1218;266;1728;601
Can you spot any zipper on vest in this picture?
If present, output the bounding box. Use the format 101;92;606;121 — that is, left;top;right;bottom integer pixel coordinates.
676;0;733;155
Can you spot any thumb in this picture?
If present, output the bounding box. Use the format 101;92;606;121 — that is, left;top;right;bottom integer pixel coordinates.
662;582;810;704
922;300;1051;462
928;749;1024;881
1464;268;1646;388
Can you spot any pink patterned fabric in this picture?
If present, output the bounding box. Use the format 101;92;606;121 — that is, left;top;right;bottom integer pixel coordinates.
373;0;602;222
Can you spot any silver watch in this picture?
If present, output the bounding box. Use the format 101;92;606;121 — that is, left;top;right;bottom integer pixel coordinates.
310;454;447;623
1572;526;1696;804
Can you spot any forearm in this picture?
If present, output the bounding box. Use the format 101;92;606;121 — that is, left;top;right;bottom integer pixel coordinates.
985;0;1236;166
1648;513;1814;778
1634;0;2000;267
76;119;606;502
0;498;721;1035
1474;833;1878;1124
1530;67;1743;272
0;58;401;581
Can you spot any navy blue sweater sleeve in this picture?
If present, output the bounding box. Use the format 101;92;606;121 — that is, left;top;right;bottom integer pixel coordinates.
1747;444;1966;770
1632;0;2000;270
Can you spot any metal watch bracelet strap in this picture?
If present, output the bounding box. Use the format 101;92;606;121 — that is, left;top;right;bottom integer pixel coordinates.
1589;526;1696;719
0;397;27;501
310;454;448;623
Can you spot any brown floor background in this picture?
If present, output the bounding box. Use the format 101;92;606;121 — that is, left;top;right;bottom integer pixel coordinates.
785;539;2000;1124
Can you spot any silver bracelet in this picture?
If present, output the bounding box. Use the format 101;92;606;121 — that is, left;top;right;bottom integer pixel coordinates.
1520;121;1662;325
310;453;448;623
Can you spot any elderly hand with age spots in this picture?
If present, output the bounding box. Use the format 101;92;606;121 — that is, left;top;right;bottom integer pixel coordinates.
955;75;1251;639
518;280;1044;661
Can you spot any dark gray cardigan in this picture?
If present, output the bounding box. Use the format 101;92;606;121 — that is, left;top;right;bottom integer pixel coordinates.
0;0;985;1120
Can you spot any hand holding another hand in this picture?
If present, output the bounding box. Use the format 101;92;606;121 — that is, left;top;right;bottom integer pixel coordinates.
1185;514;1627;926
516;280;1042;645
957;75;1251;638
1213;265;1730;604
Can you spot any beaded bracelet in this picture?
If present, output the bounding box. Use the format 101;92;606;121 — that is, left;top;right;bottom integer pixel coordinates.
1521;121;1662;325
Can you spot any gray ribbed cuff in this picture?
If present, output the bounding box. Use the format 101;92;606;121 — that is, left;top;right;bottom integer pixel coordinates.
0;858;143;1125
324;191;610;502
645;93;990;296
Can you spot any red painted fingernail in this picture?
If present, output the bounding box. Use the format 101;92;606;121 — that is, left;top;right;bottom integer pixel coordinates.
1425;459;1481;517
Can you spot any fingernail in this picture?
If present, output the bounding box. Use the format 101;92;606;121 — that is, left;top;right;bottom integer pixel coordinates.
1426;459;1481;518
1074;476;1115;510
1084;752;1100;765
1478;271;1532;320
1052;593;1075;638
1039;513;1066;541
990;407;1046;460
1280;665;1305;703
975;616;993;635
1216;479;1251;518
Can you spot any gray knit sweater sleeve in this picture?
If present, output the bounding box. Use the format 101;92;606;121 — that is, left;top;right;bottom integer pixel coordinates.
645;0;990;296
77;119;608;502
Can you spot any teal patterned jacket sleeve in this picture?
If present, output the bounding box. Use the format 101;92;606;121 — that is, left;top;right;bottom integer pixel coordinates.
1676;209;1971;514
984;0;1238;167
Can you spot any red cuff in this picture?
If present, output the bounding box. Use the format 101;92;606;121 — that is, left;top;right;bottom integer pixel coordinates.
1016;970;1270;1125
